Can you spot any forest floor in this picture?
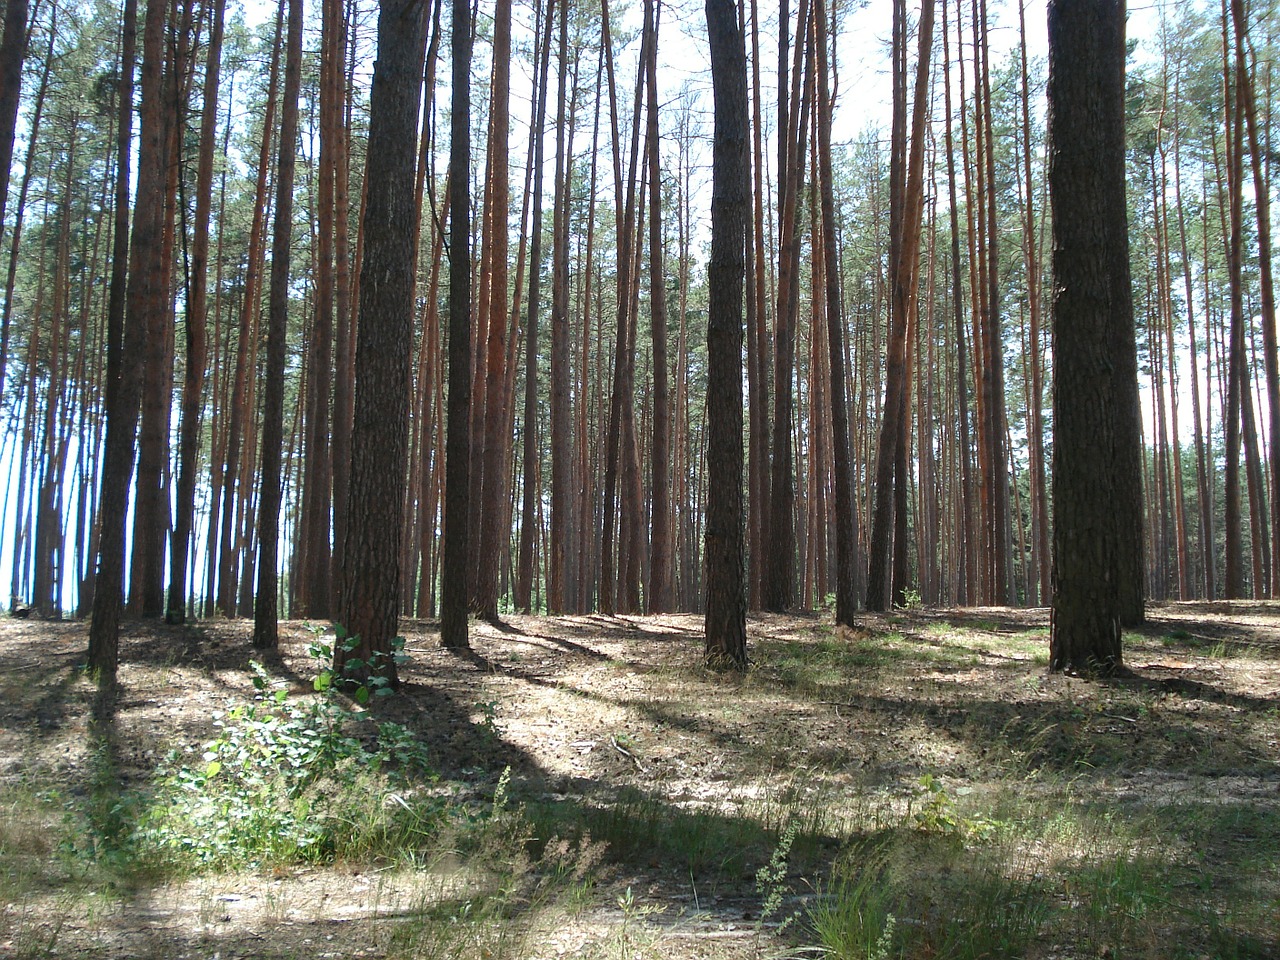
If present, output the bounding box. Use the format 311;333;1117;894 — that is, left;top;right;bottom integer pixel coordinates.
1;602;1278;959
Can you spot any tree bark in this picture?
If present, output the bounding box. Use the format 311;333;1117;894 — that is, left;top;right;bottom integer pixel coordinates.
703;0;748;668
252;0;303;651
1048;0;1139;674
440;0;472;648
167;0;226;623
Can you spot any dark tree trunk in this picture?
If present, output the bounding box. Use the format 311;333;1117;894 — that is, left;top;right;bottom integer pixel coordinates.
336;0;427;679
0;0;30;236
547;0;573;614
252;0;303;651
87;0;149;678
645;0;672;614
440;0;472;648
474;0;513;621
516;0;552;614
814;0;855;624
167;0;226;624
703;0;748;668
1047;0;1140;674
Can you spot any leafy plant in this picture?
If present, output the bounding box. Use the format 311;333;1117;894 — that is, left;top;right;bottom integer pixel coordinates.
137;660;436;867
309;624;410;704
756;819;800;933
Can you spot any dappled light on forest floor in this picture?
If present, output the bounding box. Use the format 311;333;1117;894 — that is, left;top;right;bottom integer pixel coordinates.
0;606;1276;958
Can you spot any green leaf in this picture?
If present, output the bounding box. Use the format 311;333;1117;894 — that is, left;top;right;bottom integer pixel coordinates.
355;686;370;705
313;670;333;692
204;760;222;779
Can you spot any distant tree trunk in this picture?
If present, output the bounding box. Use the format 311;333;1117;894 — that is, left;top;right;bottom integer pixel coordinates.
516;0;553;613
746;0;770;609
764;0;811;613
1171;81;1213;599
813;0;855;624
329;0;357;608
1047;0;1139;674
942;0;974;606
645;0;673;614
474;0;513;621
1017;0;1049;607
216;6;280;616
703;0;748;668
252;0;302;651
599;0;647;614
128;0;184;619
167;0;226;624
296;0;346;620
547;0;573;614
440;0;472;648
1222;9;1246;600
867;0;932;612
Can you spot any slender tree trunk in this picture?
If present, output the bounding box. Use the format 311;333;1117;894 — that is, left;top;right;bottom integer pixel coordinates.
867;0;932;611
1231;0;1280;596
440;0;472;648
813;0;855;624
516;0;553;613
167;0;226;623
547;0;573;614
474;0;513;621
764;0;811;613
88;0;151;678
1017;0;1049;607
645;0;673;613
252;0;303;651
942;0;974;606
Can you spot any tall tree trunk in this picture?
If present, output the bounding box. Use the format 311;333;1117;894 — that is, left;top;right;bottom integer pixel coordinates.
1172;70;1213;599
128;0;186;619
645;0;673;613
547;0;573;614
703;0;748;668
814;0;855;624
336;0;427;679
329;0;358;608
1048;0;1139;673
942;0;974;606
215;5;281;616
88;0;152;678
0;0;30;245
474;0;513;621
440;0;472;648
516;0;553;613
764;0;811;612
252;0;303;651
1223;6;1246;600
1017;0;1049;607
867;0;933;611
746;0;770;609
1231;0;1280;596
167;0;226;623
